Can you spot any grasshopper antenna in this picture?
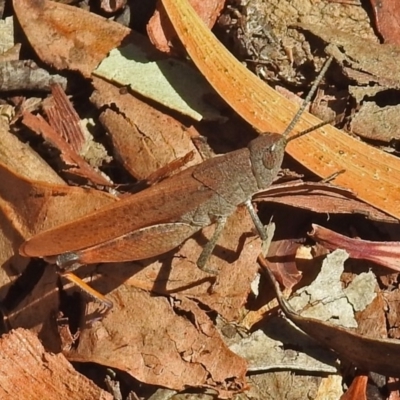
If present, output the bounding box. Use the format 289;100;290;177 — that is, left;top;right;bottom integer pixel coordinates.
282;56;333;141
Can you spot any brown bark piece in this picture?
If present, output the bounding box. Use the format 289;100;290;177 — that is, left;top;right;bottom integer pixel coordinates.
0;329;112;400
44;84;85;153
66;286;247;396
370;0;400;45
22;112;111;186
91;76;202;180
13;0;130;77
384;290;400;339
148;0;225;53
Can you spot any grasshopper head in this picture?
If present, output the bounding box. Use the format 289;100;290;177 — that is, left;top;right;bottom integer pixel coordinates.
248;133;287;190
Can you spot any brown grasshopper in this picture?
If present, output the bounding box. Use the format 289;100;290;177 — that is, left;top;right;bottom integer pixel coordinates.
20;57;333;306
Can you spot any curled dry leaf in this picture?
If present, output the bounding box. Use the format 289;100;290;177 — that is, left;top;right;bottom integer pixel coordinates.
309;224;400;272
66;286;247;396
160;0;400;220
254;181;397;223
263;240;302;290
13;0;130;77
262;254;400;377
0;329;112;400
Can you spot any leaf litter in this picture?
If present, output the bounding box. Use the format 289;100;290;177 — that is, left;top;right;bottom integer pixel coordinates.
2;0;400;399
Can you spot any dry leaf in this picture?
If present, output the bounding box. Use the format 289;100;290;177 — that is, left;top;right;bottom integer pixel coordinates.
309;224;400;272
370;0;400;45
148;0;225;53
13;0;130;77
90;76;202;180
66;286;247;396
0;329;112;400
255;181;397;223
263;255;400;377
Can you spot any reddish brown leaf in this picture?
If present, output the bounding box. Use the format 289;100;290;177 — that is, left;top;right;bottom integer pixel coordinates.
340;375;368;400
148;0;225;53
370;0;400;45
90;76;202;180
0;329;112;400
255;181;396;223
66;286;247;396
13;0;130;77
309;224;400;272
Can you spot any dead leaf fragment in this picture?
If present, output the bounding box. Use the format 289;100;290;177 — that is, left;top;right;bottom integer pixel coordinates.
370;0;400;45
13;0;130;76
93;40;221;121
0;329;112;400
309;224;400;272
0;60;67;91
148;0;225;53
90;76;202;180
66;286;247;396
262;255;400;377
255;181;397;223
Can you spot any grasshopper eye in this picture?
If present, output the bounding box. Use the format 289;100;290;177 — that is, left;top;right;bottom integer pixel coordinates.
263;144;278;170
